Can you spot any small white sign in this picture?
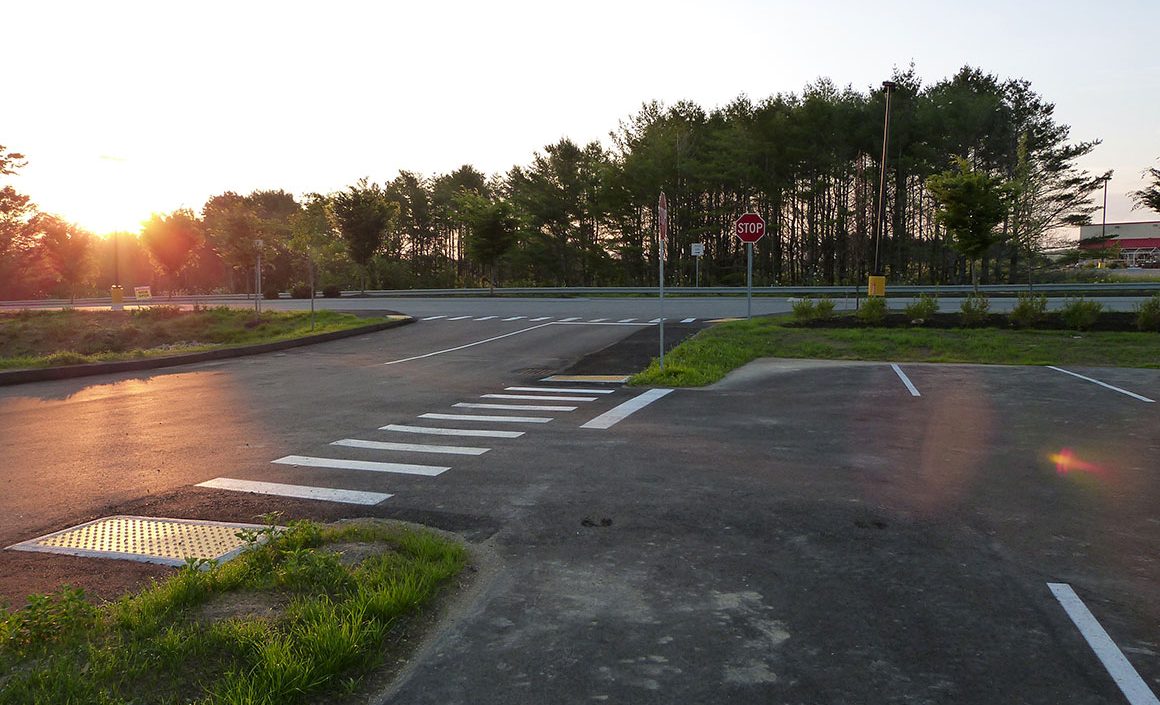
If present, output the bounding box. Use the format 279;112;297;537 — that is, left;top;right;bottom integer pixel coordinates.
691;243;704;257
134;286;152;301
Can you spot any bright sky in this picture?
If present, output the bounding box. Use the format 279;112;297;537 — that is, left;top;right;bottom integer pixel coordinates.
6;0;1159;235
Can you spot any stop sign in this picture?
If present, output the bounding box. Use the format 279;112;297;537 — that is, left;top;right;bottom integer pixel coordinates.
734;213;765;243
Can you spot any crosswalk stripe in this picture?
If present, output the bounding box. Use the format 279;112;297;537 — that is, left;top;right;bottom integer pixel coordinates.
272;455;449;476
419;413;552;424
618;318;636;323
196;478;391;505
529;316;552;321
422;315;447;321
505;386;616;394
447;315;472;321
483;393;597;402
381;424;524;438
680;317;697;323
502;316;527;321
474;316;497;321
455;402;576;412
331;439;489;455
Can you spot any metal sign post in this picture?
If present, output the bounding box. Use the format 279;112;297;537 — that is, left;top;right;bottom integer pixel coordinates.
254;239;264;314
733;213;766;320
691;242;704;287
658;193;667;370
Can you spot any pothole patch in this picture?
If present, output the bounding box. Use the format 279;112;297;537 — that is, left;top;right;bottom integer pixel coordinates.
6;515;271;567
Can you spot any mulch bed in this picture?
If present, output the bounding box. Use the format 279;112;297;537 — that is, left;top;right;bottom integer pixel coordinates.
785;312;1146;332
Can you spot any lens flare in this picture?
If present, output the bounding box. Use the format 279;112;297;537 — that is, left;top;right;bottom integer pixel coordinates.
1050;448;1103;476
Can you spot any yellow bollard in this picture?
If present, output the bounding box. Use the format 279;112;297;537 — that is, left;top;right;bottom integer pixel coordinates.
867;275;886;297
110;285;124;310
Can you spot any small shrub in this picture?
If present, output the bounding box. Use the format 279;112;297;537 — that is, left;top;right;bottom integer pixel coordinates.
791;298;817;321
262;286;282;300
814;298;835;320
290;283;313;299
1060;297;1103;331
904;294;938;322
1135;294;1160;332
322;285;342;298
1010;293;1048;328
960;293;990;326
857;296;888;325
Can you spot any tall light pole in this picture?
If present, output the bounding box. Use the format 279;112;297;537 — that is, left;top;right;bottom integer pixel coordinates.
870;80;897;297
1101;174;1110;240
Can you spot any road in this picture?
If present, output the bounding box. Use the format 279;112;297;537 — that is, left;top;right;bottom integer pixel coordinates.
1;301;1158;703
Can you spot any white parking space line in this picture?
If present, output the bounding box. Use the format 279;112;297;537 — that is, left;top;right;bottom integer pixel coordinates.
1048;366;1155;403
890;364;921;397
649;318;663;323
589;318;607;322
455;402;577;412
505;386;616;394
383;322;555;365
680;317;697;323
196;478;391;505
419;413;552;424
559;317;582;322
381;424;524;439
581;389;674;429
618;318;636;323
483;393;598;401
272;455;450;477
1048;583;1160;705
331;439;489;456
422;315;447;321
446;315;472;321
474;316;497;321
529;316;552;321
502;316;526;321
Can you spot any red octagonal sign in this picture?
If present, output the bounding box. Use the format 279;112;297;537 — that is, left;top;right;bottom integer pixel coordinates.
734;213;765;243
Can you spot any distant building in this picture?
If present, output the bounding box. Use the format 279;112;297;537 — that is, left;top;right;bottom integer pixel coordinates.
1078;221;1160;266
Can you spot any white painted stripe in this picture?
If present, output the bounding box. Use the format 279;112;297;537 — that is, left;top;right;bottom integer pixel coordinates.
383;322;555;365
446;315;472;321
890;364;921;397
618;318;636;323
1048;366;1155;403
1048;583;1160;705
196;478;390;505
529;316;552;321
581;389;674;429
474;316;497;321
381;424;524;438
680;317;696;323
649;318;662;323
331;439;488;456
559;316;581;322
502;316;526;321
419;413;552;424
542;374;630;383
272;455;449;476
505;386;616;394
456;402;576;411
483;393;597;401
589;318;607;322
422;315;447;321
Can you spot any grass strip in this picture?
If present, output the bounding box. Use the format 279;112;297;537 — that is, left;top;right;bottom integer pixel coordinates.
0;518;467;705
0;307;401;370
632;316;1160;387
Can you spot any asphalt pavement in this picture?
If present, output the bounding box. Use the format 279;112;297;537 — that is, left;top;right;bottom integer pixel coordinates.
0;302;1157;704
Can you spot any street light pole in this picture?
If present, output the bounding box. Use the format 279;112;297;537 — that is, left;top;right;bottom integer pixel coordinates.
870;80;897;296
1101;175;1109;240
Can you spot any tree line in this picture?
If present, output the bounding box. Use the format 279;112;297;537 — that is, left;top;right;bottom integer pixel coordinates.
4;64;1159;301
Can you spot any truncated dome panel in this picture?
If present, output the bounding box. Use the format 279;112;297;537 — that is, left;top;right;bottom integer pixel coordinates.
6;516;271;567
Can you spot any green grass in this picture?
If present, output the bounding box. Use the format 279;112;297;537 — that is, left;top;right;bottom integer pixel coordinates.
0;307;401;370
0;519;467;705
632;315;1160;387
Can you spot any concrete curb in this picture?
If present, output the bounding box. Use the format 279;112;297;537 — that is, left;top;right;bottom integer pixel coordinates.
0;317;414;387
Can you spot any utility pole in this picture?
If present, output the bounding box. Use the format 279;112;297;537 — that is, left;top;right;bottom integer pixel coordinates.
870;80;896;298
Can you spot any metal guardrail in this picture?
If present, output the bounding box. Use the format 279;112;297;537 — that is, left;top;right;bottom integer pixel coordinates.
3;282;1159;307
